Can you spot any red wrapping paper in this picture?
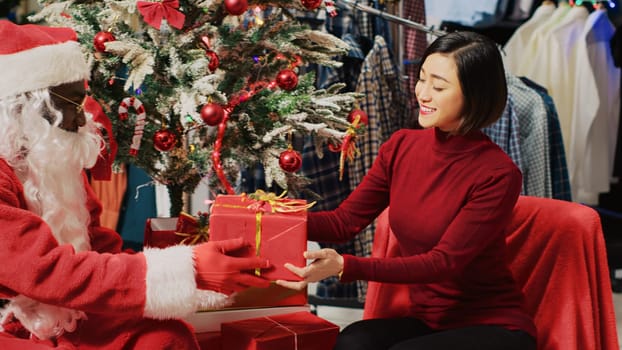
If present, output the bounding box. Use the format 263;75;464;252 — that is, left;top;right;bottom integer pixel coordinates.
208;194;307;281
209;194;308;308
221;312;339;350
144;213;208;248
143;217;181;248
196;331;222;350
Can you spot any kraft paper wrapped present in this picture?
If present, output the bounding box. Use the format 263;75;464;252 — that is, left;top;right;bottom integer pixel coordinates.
221;311;340;350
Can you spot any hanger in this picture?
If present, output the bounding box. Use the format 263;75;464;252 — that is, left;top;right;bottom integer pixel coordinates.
334;0;446;37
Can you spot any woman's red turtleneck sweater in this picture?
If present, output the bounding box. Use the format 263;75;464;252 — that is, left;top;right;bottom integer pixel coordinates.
308;127;536;337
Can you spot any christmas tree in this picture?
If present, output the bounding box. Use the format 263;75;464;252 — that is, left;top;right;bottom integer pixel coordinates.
31;0;363;216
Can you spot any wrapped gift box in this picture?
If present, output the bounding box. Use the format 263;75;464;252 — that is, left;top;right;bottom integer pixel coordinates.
209;193;309;308
144;217;179;248
144;213;208;248
186;305;310;333
209;193;308;282
221;311;339;350
196;331;222;350
144;195;307;309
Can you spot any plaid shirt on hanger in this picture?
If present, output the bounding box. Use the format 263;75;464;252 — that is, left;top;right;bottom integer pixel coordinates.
403;0;427;98
347;35;409;301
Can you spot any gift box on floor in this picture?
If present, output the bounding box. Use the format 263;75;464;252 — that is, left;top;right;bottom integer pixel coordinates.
186;305;310;333
144;212;209;248
221;311;339;350
196;331;222;350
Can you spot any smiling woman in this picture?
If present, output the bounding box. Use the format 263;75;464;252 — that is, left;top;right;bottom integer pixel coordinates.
277;31;534;350
415;31;508;136
415;53;465;133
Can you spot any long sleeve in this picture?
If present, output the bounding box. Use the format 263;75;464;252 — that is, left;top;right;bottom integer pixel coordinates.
309;128;522;283
308;128;531;335
342;163;521;284
0;160;225;321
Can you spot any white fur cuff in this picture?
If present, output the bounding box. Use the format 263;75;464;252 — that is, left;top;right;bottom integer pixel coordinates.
143;245;233;319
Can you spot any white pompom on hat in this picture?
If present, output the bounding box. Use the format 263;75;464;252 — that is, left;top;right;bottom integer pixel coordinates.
0;20;90;99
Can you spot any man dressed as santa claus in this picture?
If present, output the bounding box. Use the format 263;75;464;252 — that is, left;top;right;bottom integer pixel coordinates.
0;20;271;349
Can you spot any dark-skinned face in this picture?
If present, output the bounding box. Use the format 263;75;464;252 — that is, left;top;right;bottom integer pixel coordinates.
48;81;87;132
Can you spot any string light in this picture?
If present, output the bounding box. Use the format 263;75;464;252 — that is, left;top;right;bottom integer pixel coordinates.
573;0;616;8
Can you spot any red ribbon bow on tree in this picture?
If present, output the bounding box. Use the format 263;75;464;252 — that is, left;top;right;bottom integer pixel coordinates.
137;0;185;30
329;116;362;181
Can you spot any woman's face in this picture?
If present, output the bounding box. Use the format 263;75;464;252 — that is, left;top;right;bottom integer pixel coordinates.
49;81;87;132
415;53;465;133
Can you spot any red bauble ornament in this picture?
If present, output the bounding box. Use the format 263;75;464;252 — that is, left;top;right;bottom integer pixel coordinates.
224;0;248;15
279;148;302;173
347;109;369;126
153;129;176;152
205;50;219;72
302;0;323;10
275;69;299;91
200;103;225;126
93;31;115;53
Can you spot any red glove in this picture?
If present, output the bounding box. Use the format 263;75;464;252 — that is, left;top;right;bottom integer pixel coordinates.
193;238;271;295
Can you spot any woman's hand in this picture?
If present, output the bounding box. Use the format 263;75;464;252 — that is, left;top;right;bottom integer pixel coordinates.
275;248;344;291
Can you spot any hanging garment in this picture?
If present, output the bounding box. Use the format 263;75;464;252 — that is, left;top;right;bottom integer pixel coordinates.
610;24;622;181
515;2;571;79
483;94;523;185
326;0;373;40
348;35;409;300
569;9;621;204
525;5;589;158
118;164;157;251
306;30;368;300
90;165;128;231
300;140;358;299
506;0;537;21
507;74;552;198
351;35;409;191
521;77;572;201
503;1;556;74
404;0;427;102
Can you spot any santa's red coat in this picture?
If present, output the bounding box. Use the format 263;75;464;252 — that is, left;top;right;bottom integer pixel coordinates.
0;159;221;349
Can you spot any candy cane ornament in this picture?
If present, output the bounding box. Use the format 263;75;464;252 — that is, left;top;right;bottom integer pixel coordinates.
118;97;147;156
324;0;338;17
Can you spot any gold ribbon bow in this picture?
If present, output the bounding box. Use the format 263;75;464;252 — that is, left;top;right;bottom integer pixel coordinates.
174;212;209;245
244;191;314;275
246;190;316;213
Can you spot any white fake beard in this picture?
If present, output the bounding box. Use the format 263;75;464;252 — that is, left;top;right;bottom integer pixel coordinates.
19;113;103;253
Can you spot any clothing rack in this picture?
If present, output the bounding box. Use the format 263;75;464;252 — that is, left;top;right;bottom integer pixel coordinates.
334;0;446;37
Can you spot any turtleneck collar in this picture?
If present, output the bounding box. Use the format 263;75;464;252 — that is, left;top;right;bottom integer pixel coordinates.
431;127;488;153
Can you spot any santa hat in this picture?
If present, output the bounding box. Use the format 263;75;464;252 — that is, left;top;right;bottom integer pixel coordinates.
0;20;90;99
